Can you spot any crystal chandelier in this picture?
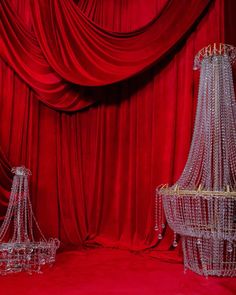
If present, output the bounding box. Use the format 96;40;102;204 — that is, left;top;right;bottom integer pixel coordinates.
158;43;236;277
0;166;60;275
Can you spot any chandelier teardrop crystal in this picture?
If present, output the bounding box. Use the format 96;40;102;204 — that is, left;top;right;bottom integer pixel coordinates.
0;166;60;275
158;44;236;277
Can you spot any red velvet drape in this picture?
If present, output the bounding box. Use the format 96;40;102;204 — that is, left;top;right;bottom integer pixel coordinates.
30;0;210;86
0;0;224;251
0;0;211;111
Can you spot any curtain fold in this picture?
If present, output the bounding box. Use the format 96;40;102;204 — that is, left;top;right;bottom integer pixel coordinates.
0;1;92;111
0;0;211;111
30;0;211;86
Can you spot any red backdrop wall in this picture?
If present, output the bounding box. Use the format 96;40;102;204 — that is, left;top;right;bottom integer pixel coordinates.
0;0;228;252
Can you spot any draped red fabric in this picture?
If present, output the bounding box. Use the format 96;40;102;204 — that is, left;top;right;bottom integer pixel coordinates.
30;0;211;86
0;1;92;111
0;0;211;111
0;0;225;253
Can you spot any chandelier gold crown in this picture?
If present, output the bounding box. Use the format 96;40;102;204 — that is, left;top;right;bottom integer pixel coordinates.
193;43;236;70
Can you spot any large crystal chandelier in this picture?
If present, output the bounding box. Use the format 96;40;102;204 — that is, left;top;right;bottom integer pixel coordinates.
158;44;236;277
0;166;60;275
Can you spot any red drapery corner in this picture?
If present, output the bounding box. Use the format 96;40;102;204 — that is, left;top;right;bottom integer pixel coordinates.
0;1;93;111
0;0;231;253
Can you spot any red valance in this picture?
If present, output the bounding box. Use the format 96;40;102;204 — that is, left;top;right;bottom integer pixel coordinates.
0;0;211;111
30;0;211;86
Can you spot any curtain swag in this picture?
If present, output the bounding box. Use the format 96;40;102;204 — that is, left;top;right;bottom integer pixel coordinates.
0;0;212;111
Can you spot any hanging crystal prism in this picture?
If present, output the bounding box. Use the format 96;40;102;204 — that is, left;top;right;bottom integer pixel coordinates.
0;166;60;275
158;44;236;277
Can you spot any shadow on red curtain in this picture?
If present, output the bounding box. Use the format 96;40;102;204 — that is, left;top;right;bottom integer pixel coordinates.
0;0;225;255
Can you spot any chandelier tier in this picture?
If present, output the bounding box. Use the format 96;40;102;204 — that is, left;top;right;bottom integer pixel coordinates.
158;43;236;277
160;186;236;241
182;236;236;277
0;166;60;275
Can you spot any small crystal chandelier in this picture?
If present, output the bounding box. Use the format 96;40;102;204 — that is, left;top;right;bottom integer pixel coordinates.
158;43;236;277
0;166;60;275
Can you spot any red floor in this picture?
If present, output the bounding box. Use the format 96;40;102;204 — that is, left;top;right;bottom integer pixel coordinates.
0;248;235;295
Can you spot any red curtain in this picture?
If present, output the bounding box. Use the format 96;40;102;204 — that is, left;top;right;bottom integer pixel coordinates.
0;0;225;251
0;0;211;111
0;1;93;111
30;0;210;86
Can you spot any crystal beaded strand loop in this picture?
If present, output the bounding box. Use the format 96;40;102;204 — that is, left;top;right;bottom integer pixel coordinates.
154;186;165;240
173;232;178;247
154;187;159;232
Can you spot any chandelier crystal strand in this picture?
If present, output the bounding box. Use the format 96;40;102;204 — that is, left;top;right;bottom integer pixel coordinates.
154;188;159;232
158;44;236;276
154;186;165;239
0;166;60;275
172;232;178;247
